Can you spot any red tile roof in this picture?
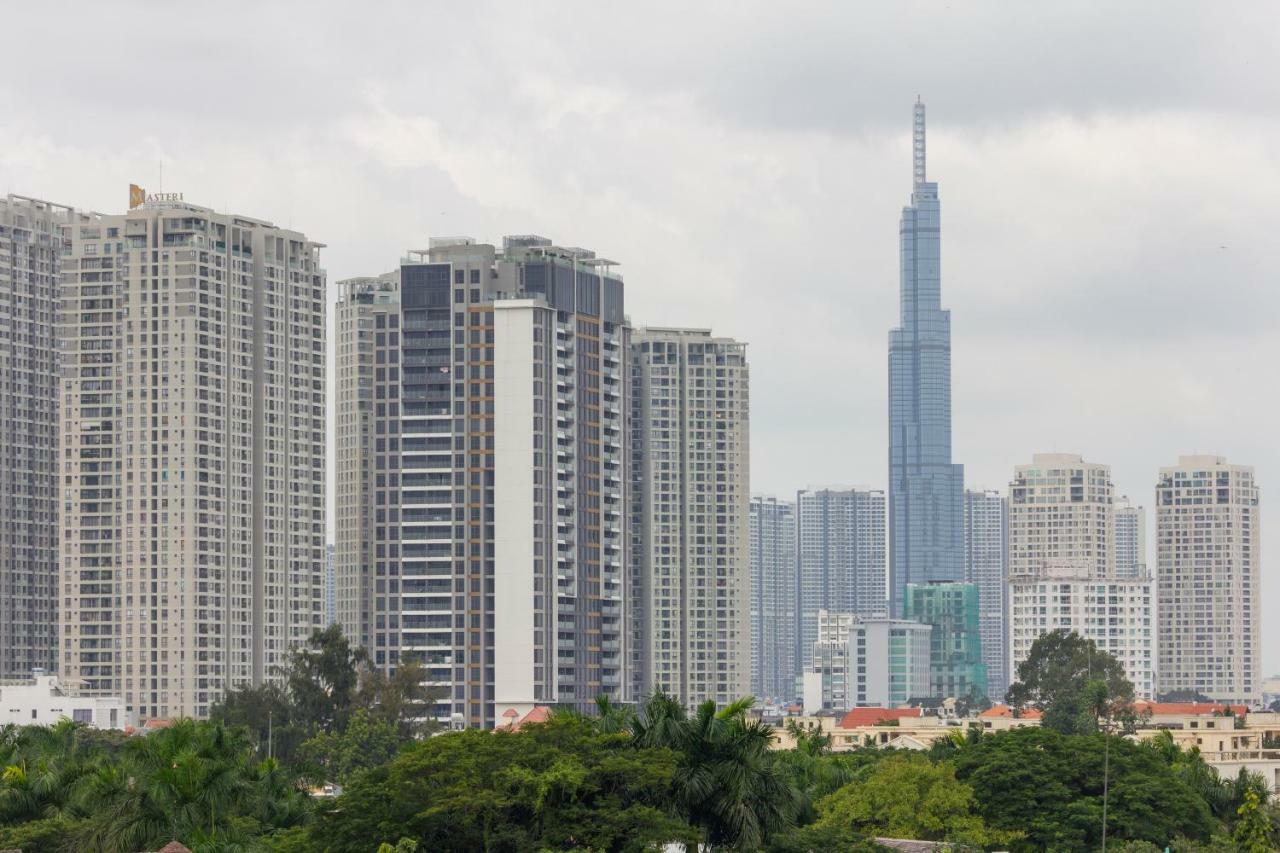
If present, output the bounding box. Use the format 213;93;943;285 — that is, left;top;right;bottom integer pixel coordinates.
497;706;553;731
979;705;1043;719
838;707;923;727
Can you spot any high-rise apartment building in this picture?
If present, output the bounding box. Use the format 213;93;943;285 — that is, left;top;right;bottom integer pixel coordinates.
1007;569;1156;698
1;195;84;680
903;581;987;701
1113;496;1147;580
888;98;964;616
801;610;931;712
796;487;886;670
964;489;1008;700
631;328;749;708
1008;454;1114;579
334;274;399;655
1006;453;1155;697
59;197;326;720
1156;456;1260;704
749;496;797;702
324;544;336;627
335;237;630;728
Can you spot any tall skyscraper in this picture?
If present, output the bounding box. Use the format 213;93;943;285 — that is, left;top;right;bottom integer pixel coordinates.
964;489;1008;701
1006;454;1155;698
749;495;797;702
903;581;987;701
1156;456;1260;704
888;98;964;616
334;274;399;655
324;544;336;627
59;196;326;720
1113;496;1147;580
335;237;630;728
0;195;84;680
796;487;886;669
631;327;750;707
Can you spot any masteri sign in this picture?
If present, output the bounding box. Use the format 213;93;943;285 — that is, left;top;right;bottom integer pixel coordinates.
129;184;184;208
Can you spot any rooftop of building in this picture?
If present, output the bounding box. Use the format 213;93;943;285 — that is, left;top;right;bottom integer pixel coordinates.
838;707;924;728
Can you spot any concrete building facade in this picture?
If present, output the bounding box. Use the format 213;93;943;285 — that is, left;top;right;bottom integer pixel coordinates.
631;328;749;708
796;487;886;670
1006;453;1154;698
1156;456;1260;704
0;195;85;680
1114;496;1147;580
964;489;1008;700
749;495;797;702
335;237;630;728
802;610;931;712
59;198;326;720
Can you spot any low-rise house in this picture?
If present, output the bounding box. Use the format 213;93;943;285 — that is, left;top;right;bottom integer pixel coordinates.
0;672;128;729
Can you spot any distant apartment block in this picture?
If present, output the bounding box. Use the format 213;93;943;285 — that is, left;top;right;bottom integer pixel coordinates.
964;489;1008;701
631;328;750;708
1006;454;1154;697
0;195;85;680
1156;456;1260;704
1114;496;1147;580
903;581;987;701
796;487;886;670
802;610;931;712
59;197;326;720
335;237;630;728
749;496;797;702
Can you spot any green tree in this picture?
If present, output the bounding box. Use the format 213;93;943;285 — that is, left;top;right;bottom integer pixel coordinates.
210;681;306;763
1233;788;1272;852
311;714;693;852
631;692;801;850
287;625;367;733
953;727;1215;851
354;659;442;739
298;709;402;784
807;754;1019;848
1005;629;1136;734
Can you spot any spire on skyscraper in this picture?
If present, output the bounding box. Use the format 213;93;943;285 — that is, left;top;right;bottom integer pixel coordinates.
913;97;926;186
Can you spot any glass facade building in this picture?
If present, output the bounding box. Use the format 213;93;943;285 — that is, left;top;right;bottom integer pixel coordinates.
749;496;797;702
903;582;987;701
888;99;965;617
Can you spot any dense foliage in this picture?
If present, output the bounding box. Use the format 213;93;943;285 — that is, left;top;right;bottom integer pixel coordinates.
2;627;1278;851
1005;628;1139;735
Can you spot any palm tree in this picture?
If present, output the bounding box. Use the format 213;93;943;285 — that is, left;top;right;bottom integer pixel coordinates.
632;692;801;851
71;720;256;852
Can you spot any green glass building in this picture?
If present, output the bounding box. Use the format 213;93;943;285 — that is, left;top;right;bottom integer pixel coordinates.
903;581;987;701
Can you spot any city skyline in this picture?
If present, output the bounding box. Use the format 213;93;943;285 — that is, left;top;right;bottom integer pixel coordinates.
2;3;1275;674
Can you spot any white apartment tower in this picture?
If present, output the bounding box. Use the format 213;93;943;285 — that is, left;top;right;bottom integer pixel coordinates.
802;610;931;712
749;495;797;702
59;198;326;720
1;195;85;679
796;487;887;669
964;489;1008;701
1007;454;1155;698
1156;456;1260;704
1113;496;1147;580
335;238;630;728
631;328;750;707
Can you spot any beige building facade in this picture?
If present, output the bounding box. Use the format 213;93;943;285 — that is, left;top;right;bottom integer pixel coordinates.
630;328;750;707
59;199;325;720
0;195;87;679
1156;456;1260;704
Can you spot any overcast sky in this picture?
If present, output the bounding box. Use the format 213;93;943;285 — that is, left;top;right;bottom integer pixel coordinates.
4;1;1277;673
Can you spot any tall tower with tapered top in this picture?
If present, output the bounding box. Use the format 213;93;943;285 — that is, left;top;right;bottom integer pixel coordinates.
888;99;965;616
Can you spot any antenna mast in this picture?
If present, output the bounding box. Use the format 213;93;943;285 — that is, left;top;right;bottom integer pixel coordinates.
913;97;926;186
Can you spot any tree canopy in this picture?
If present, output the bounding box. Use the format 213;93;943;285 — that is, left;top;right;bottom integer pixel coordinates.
1005;629;1136;734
